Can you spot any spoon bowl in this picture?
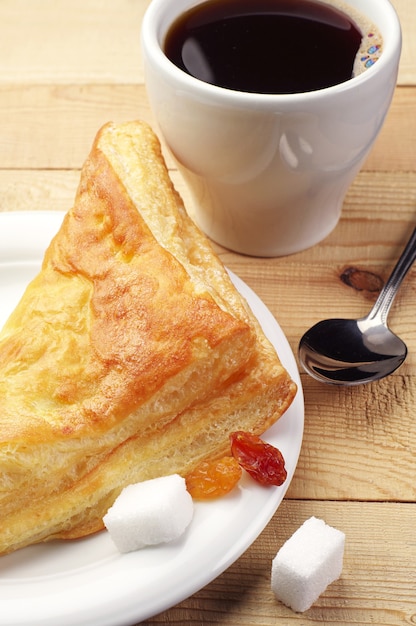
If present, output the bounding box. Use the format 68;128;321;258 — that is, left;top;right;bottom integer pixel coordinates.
298;227;416;385
299;317;407;385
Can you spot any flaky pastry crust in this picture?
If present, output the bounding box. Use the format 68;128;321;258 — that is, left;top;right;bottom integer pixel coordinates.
0;121;297;555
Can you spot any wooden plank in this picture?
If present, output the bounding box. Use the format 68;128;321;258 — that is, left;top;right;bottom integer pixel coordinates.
0;85;415;171
391;0;416;85
290;372;416;501
0;170;80;213
364;87;416;171
0;0;414;86
0;0;148;84
0;85;157;169
142;500;416;625
1;169;415;503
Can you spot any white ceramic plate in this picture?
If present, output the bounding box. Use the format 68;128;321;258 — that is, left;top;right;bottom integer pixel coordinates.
0;211;304;626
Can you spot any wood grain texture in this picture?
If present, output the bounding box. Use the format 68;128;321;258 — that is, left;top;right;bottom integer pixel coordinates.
0;0;148;84
0;0;413;86
1;1;416;624
0;85;415;172
391;0;416;85
142;501;416;625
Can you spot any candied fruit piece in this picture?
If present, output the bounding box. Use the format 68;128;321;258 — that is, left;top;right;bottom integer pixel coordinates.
185;456;242;499
230;431;287;486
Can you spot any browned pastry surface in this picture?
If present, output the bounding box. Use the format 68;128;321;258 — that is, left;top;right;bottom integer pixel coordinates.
0;121;297;555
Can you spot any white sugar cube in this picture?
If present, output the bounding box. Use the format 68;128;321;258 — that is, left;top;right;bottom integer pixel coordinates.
103;474;193;553
271;516;345;612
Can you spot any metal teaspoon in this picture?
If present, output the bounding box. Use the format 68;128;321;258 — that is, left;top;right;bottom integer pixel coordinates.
298;226;416;385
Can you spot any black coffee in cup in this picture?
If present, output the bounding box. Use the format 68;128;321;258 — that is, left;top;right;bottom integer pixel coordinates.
164;0;382;94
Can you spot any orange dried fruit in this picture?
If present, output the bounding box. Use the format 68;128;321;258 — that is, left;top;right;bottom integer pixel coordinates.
185;456;242;499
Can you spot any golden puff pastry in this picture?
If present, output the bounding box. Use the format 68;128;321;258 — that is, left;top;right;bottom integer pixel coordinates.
0;121;297;555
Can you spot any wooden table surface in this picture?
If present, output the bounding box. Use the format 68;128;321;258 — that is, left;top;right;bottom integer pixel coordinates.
1;1;416;624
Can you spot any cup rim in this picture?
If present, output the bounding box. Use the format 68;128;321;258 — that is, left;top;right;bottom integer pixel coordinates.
141;0;402;106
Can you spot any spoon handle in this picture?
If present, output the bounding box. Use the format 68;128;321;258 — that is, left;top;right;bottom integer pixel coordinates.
369;226;416;325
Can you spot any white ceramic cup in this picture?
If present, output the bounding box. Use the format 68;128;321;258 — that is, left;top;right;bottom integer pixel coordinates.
141;0;401;257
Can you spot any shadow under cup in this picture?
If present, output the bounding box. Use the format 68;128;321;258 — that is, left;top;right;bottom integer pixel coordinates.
142;0;402;257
